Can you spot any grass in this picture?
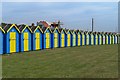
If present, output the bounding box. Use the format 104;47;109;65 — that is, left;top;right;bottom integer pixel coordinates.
2;44;118;78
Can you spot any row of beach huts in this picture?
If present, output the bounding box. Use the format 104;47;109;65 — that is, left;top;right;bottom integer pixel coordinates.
0;23;119;54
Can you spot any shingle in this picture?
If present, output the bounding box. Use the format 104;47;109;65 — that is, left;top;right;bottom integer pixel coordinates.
17;24;26;32
3;24;12;32
30;26;37;32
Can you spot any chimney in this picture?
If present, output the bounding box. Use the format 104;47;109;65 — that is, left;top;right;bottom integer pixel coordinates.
37;22;39;26
32;23;34;26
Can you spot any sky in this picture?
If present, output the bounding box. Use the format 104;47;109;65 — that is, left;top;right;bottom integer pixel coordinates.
1;2;118;32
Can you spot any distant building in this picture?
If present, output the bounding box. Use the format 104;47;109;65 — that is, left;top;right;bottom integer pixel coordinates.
37;20;62;28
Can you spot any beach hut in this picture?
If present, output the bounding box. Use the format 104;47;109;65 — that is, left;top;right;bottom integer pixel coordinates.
112;33;115;44
101;32;106;45
0;27;5;54
42;27;52;49
105;32;109;44
59;28;66;48
2;24;20;54
71;30;77;47
114;33;117;44
89;32;94;45
118;34;120;44
18;25;32;52
108;32;112;45
76;30;81;46
93;32;98;45
110;33;114;44
81;31;85;46
84;31;90;45
114;33;118;44
98;32;102;45
51;27;60;48
80;30;83;46
65;29;72;47
30;26;43;50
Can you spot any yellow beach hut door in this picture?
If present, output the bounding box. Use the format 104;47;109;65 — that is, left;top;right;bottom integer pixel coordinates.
46;33;50;48
36;32;40;50
106;35;108;44
24;32;29;51
82;34;84;45
61;34;64;47
78;34;80;46
86;35;89;45
67;34;70;46
54;33;58;48
91;34;94;45
10;32;16;53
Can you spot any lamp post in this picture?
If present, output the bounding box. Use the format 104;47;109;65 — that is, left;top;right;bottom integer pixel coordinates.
92;18;94;32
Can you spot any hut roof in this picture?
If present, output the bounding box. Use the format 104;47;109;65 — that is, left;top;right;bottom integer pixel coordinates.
42;27;52;33
1;23;7;29
51;27;60;33
18;24;32;33
70;30;76;34
0;27;5;33
75;30;83;34
30;26;43;33
105;32;110;35
2;24;20;33
59;28;66;33
93;31;98;34
89;31;94;34
65;29;71;34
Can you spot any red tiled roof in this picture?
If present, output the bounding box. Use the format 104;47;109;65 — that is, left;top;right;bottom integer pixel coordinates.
40;21;49;28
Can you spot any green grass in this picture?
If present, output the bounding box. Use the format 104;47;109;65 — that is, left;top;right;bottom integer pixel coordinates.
2;45;118;78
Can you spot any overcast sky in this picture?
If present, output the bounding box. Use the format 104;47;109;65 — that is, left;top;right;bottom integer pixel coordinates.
2;2;118;32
